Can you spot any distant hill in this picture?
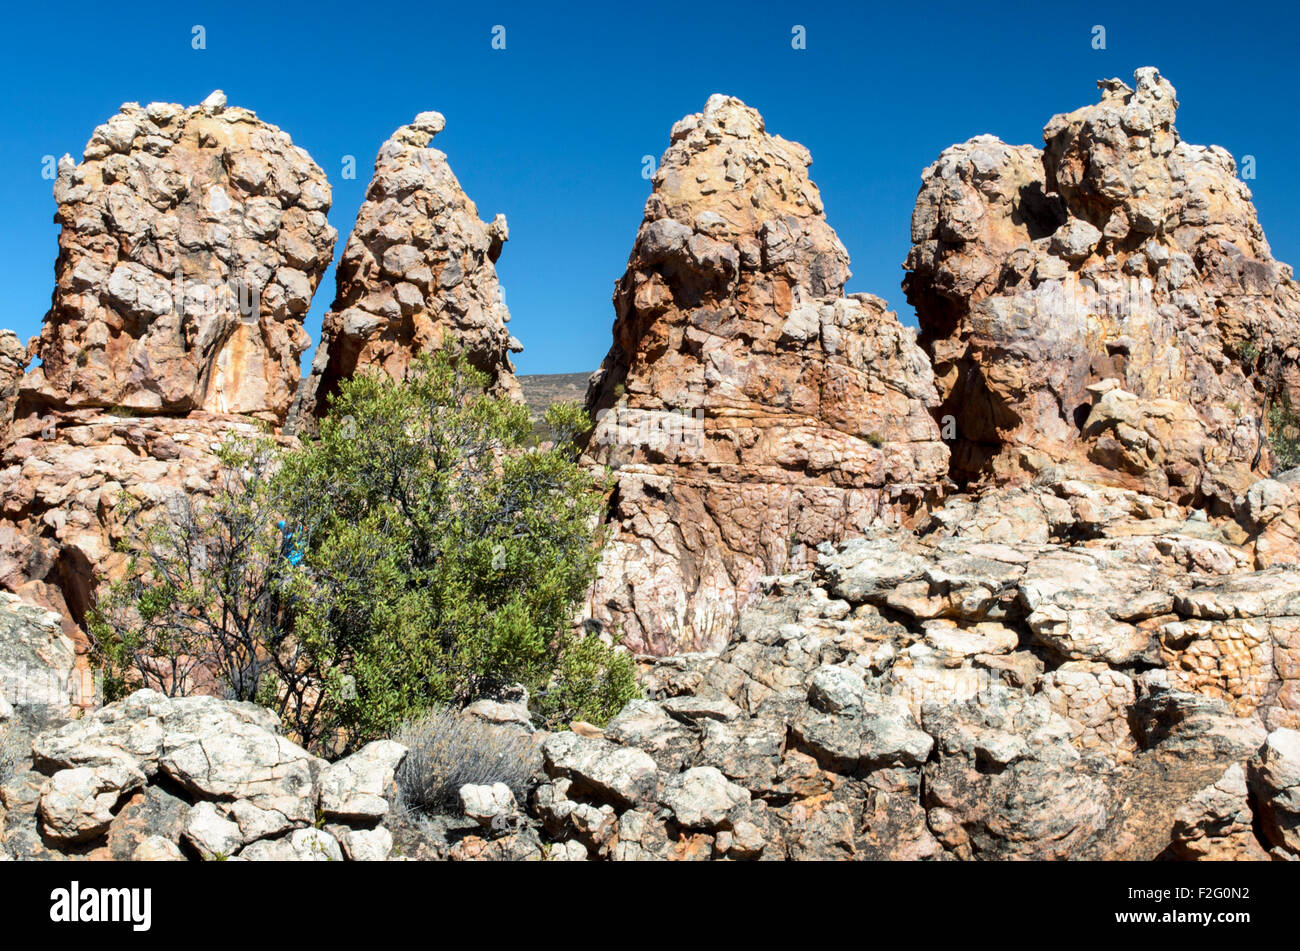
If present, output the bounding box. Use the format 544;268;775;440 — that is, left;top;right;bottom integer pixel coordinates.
517;372;592;422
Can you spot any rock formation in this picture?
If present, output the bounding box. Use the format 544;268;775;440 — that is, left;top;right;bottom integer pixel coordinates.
7;474;1300;861
0;410;290;644
904;68;1300;510
3;70;1300;865
583;95;949;655
21;90;335;422
290;112;521;430
0;593;78;742
1;689;405;860
0;93;330;645
0;332;26;450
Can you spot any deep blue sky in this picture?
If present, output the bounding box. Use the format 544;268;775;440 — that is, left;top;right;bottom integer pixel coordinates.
1;0;1296;375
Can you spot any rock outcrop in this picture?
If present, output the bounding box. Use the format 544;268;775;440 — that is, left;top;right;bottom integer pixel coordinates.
0;593;78;738
905;68;1300;510
4;70;1299;866
0;410;290;644
0;94;331;641
8;471;1295;862
290;112;520;430
0;332;26;450
583;95;949;655
0;689;404;860
20;91;335;422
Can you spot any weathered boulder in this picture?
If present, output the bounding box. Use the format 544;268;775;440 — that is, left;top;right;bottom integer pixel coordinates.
1248;727;1300;857
291;112;519;430
583;94;949;654
335;825;393;861
33;690;324;824
240;827;343;862
182;800;243;860
541;732;658;808
132;834;186;861
39;761;145;843
458;782;517;827
905;68;1300;508
4;689;412;861
319;739;406;822
0;591;78;727
20;92;335;422
1168;764;1268;860
658;766;750;830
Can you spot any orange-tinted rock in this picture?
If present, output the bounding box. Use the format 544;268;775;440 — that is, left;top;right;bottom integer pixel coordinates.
905;69;1300;510
0;410;290;649
583;96;948;655
291;112;520;430
0;332;27;450
20;92;335;424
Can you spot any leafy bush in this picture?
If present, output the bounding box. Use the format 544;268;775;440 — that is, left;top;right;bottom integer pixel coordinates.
89;438;323;741
1268;397;1300;473
92;348;634;751
275;351;619;745
393;707;541;814
534;630;639;730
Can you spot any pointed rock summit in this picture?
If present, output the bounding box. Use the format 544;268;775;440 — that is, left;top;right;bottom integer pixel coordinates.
582;95;949;655
291;112;520;429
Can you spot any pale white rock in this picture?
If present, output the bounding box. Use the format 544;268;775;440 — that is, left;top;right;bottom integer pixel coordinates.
38;761;145;843
183;801;244;860
659;766;751;831
240;828;343;862
541;732;658;808
459;782;517;826
337;826;394;862
319;739;407;821
131;835;186;861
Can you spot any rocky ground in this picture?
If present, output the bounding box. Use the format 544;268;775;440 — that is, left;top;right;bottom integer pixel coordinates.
3;476;1299;860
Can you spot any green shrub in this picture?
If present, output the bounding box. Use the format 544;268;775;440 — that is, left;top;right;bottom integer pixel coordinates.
1268;397;1300;474
534;631;640;730
89;437;324;739
393;707;541;814
277;350;612;746
92;348;623;752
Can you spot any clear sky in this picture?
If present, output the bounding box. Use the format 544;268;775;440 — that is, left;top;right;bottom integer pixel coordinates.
1;0;1296;375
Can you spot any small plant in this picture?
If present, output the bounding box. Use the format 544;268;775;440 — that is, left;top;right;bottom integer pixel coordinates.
1239;340;1260;368
393;707;541;815
1268;396;1300;473
864;432;883;448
